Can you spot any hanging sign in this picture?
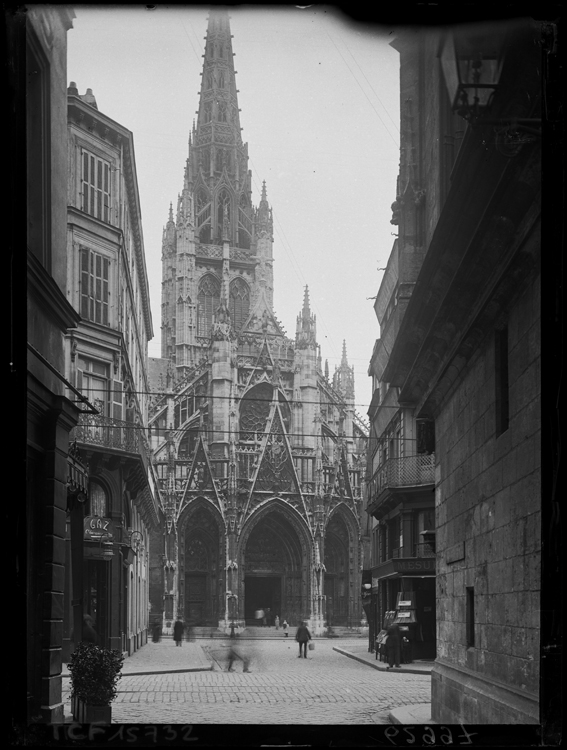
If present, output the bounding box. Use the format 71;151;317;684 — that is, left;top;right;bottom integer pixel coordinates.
84;515;115;541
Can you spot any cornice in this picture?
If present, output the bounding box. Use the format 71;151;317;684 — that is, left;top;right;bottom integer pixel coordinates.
28;252;81;331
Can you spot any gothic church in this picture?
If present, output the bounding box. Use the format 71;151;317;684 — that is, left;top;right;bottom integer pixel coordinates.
148;10;367;634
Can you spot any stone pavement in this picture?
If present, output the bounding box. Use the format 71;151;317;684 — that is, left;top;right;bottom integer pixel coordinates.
62;637;431;725
332;642;434;675
62;637;213;677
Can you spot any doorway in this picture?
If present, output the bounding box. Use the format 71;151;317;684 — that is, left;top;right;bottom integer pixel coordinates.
244;576;281;625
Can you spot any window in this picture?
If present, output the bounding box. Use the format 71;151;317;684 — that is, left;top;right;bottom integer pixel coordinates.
89;480;108;517
466;587;475;647
495;326;510;435
80;246;110;325
197;275;221;336
81;150;111;222
229;278;250;330
77;356;110;414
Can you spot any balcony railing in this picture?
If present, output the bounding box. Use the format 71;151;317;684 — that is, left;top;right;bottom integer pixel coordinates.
374;453;435;497
72;412;142;456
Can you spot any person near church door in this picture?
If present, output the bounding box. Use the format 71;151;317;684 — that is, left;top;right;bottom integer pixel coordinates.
173;619;184;646
274;615;280;630
282;619;289;637
295;621;311;658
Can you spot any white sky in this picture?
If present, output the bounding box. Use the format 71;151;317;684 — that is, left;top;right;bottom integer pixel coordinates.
67;4;401;417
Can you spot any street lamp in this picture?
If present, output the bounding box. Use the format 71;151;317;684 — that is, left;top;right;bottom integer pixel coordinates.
440;26;541;152
440;31;503;123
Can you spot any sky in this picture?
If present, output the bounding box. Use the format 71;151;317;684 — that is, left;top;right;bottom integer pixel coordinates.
67;4;401;418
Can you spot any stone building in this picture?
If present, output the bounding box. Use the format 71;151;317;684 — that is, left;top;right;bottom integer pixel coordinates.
374;20;542;722
147;10;367;635
21;6;84;724
63;83;161;656
366;235;437;662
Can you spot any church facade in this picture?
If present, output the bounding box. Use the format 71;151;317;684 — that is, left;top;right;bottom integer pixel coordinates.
147;10;367;634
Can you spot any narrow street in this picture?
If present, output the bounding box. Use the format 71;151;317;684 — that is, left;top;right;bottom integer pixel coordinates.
63;638;431;725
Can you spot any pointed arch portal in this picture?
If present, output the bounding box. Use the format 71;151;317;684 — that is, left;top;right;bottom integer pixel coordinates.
324;514;350;626
242;510;306;626
181;505;222;626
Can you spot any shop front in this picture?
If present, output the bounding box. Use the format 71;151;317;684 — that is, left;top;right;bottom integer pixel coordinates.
371;556;436;662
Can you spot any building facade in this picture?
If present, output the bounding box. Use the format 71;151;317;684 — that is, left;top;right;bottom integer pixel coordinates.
366;238;436;662
147;10;367;635
378;21;542;722
21;6;84;724
63;84;161;658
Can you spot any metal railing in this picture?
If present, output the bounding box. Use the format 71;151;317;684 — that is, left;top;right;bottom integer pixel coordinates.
373;453;435;497
72;412;144;458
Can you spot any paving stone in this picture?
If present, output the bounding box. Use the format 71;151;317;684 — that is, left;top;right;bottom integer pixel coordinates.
62;638;430;725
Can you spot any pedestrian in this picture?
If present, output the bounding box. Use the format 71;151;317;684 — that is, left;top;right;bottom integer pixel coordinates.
254;608;265;627
152;620;162;643
282;619;289;637
295;620;311;658
274;615;280;630
82;614;98;645
173;618;184;646
227;639;251;673
386;622;401;669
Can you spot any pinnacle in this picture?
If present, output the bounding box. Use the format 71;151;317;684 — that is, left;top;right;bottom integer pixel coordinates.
341;340;348;366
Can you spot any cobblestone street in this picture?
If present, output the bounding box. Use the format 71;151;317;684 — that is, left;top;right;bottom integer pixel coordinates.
63;638;431;725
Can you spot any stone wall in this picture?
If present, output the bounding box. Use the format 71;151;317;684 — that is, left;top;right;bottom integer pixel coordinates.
432;273;541;723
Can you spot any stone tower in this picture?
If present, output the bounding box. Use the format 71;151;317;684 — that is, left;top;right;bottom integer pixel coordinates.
148;9;367;636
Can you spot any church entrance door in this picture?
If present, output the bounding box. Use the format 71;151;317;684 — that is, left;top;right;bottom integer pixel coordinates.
244;576;281;625
242;509;305;627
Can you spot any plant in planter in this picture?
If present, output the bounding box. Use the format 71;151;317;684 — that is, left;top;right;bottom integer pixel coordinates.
68;642;124;723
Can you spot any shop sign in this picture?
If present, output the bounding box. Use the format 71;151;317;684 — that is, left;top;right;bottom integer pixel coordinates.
398;600;412;607
84;515;115;541
395;559;435;572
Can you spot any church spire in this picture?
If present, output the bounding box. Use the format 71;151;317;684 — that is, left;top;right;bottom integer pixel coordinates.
296;286;317;349
333;340;355;399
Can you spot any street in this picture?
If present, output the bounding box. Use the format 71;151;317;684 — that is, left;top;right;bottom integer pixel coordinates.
64;638;431;725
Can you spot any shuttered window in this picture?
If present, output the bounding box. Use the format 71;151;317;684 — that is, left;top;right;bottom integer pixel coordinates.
197;275;220;336
80;247;110;326
81;149;111;222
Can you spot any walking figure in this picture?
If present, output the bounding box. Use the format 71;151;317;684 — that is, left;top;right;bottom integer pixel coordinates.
227;639;251;673
295;621;311;658
282;619;289;637
274;615;280;630
152;621;162;643
173;619;184;646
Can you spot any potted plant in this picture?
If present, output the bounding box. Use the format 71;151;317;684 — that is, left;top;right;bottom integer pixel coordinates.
68;642;124;723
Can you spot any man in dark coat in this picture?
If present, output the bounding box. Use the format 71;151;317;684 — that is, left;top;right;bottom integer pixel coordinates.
173;619;184;646
295;621;311;658
386;623;401;669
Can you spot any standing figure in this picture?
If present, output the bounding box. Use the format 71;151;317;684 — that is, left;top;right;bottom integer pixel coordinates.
282;619;289;637
386;623;401;669
274;615;280;630
152;621;162;643
254;609;265;627
173;619;184;647
295;621;311;658
82;614;98;645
